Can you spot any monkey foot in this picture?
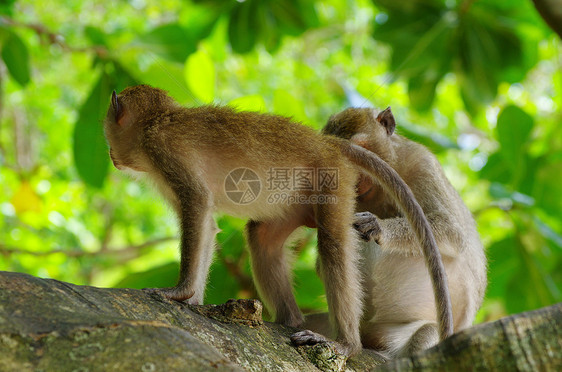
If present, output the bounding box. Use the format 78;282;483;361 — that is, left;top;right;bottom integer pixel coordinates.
291;330;330;346
353;211;381;242
142;286;196;303
291;330;359;358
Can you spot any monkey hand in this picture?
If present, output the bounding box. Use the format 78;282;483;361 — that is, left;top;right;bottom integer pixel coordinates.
143;286;197;304
353;211;382;243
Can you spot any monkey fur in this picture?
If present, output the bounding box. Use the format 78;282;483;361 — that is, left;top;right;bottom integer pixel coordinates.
312;107;487;357
104;85;454;356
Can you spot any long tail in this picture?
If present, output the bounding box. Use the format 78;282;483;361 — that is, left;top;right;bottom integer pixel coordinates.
334;138;454;341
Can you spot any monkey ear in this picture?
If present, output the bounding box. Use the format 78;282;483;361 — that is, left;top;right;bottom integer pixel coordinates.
376;107;395;136
111;90;126;126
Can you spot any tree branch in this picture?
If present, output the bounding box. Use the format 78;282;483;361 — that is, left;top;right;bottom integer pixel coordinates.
0;16;109;57
0;237;176;258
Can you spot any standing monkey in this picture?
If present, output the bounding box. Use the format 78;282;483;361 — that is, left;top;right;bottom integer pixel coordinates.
104;85;453;356
312;107;487;357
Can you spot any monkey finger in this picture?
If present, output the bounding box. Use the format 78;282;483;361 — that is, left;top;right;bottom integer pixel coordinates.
354;211;376;221
353;212;382;242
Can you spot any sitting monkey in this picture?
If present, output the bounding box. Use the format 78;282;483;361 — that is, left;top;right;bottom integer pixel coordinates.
303;107;487;358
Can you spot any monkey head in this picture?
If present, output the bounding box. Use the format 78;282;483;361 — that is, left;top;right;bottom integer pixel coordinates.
322;107;396;163
322;107;397;198
103;85;175;172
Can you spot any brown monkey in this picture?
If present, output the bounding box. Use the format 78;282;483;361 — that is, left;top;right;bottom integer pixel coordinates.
311;107;487;357
103;85;453;356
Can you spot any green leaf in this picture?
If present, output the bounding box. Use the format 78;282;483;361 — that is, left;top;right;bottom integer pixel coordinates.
294;267;326;311
534;157;562;216
0;0;15;16
489;182;535;207
139;23;197;63
398;120;459;152
228;95;267;112
458;25;498;104
533;216;562;250
496;105;534;167
115;262;179;289
72;62;137;188
407;72;441;111
228;0;259;53
84;26;107;47
112;61;139;92
1;30;31;86
486;236;519;299
142;58;194;104
184;49;215;103
206;260;243;304
273;89;308;124
73;71;112;188
271;0;307;36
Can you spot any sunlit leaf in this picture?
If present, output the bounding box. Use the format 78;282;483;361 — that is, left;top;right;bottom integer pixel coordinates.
115;262;179;289
273;89;308;124
11;181;42;214
1;30;31;86
139;23;197;63
184;49;215;103
228;95;267;112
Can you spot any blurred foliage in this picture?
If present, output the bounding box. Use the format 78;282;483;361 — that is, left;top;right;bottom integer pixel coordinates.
0;0;561;323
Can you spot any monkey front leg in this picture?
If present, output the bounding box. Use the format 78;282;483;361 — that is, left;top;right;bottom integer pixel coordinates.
353;211;460;257
145;189;216;304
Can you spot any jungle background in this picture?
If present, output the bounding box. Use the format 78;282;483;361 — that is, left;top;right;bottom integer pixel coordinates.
0;0;560;324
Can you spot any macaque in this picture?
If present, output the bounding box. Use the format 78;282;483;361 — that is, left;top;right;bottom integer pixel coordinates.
103;85;453;356
310;107;487;358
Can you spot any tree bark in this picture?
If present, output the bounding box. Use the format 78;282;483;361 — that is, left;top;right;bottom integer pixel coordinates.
1;271;561;371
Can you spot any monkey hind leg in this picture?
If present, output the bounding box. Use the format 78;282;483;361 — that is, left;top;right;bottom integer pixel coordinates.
246;219;304;328
390;321;439;358
312;201;363;356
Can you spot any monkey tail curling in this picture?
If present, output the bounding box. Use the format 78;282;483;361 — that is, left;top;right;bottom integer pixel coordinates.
332;137;455;341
